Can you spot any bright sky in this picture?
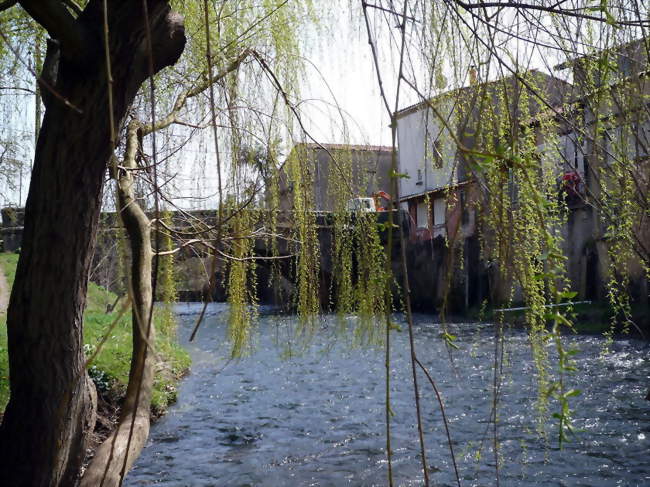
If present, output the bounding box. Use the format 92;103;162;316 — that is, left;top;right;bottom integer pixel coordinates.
298;24;394;147
0;4;402;209
0;3;577;209
296;3;428;148
1;2;645;209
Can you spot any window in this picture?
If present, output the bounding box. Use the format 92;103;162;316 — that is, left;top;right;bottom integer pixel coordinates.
416;201;429;228
460;190;469;225
433;140;443;168
417;168;423;185
433;197;446;226
562;132;585;177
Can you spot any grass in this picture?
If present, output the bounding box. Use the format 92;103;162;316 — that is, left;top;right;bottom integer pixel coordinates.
0;252;190;415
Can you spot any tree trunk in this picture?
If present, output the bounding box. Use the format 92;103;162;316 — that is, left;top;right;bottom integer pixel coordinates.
80;123;156;487
0;3;184;486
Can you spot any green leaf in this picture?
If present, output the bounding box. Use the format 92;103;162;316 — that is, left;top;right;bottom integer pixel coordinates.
389;322;402;332
441;331;459;349
563;389;582;398
554;312;573;328
390;170;410;179
559;290;578;300
604;9;619;27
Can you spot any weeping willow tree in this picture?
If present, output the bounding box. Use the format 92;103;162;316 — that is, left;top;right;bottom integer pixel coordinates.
162;0;394;354
0;0;321;485
87;1;323;483
0;0;648;486
357;1;649;485
108;2;647;485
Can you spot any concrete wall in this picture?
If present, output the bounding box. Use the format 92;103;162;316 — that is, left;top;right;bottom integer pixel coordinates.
275;144;394;213
396;99;457;200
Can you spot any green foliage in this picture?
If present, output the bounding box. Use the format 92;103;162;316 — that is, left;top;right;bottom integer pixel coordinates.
83;308;189;415
0;253;18;289
460;72;586;444
157;212;178;337
351;212;390;345
3;2;644;466
286;146;321;338
327;148;390;345
225;205;259;357
158;0;323;358
0;253;190;415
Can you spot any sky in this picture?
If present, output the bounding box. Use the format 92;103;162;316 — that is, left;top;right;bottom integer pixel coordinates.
1;1;645;209
297;22;394;146
0;4;401;209
0;2;588;209
131;5;413;210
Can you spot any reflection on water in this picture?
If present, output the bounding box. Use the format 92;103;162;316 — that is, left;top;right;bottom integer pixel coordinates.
126;303;650;486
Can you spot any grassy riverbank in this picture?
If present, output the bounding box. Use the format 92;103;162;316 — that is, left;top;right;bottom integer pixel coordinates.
0;252;190;416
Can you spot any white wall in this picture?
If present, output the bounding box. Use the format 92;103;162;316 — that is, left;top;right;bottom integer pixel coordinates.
397;111;427;199
396;100;457;201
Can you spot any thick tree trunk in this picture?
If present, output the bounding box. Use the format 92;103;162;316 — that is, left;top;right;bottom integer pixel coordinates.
80;124;156;487
0;3;184;486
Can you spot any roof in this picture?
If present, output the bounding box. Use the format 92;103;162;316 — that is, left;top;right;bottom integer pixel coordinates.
293;142;393;153
400;180;473;202
395;69;572;120
555;37;649;71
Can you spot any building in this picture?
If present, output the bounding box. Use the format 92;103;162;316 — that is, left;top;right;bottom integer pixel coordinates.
396;69;571;242
394;69;574;309
554;38;650;304
395;43;648;314
273;143;393;213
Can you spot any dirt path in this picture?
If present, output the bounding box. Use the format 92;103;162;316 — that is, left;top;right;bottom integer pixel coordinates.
0;266;9;313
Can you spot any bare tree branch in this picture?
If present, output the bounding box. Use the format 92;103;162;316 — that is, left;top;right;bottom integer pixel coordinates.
142;48;253;135
0;85;35;94
362;1;419;23
454;0;650;27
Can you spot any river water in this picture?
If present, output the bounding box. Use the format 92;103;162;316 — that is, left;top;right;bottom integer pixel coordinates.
126;303;649;486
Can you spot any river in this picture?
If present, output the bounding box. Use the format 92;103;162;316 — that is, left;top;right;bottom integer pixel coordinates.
126;303;649;486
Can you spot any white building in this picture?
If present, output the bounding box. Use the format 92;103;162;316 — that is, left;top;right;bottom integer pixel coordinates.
396;70;572;242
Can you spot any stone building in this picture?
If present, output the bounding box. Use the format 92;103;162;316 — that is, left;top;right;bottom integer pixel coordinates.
395;69;572;310
272;143;393;213
395;41;649;315
554;38;650;306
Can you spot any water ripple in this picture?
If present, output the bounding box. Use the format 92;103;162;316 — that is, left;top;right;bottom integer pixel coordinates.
126;303;650;486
